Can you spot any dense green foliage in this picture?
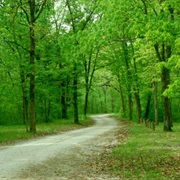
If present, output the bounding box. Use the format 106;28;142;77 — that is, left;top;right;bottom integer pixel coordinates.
0;0;179;131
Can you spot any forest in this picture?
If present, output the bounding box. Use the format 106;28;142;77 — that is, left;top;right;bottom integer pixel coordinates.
0;0;179;132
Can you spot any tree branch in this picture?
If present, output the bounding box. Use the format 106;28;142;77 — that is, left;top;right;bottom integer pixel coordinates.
20;0;30;23
35;0;48;21
3;38;29;53
66;0;76;32
154;43;162;62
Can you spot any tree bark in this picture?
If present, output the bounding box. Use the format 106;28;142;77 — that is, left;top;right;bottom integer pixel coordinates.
128;94;133;120
117;74;126;117
161;66;172;131
29;0;36;132
131;41;142;123
144;93;151;120
61;87;68;119
21;72;28;132
83;58;90;116
134;89;141;123
154;43;172;131
73;63;79;124
83;48;98;116
153;81;159;125
91;94;95;114
123;41;133;120
84;90;89;116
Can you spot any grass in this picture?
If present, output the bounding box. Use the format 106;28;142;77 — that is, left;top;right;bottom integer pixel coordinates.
111;120;180;179
0;116;94;146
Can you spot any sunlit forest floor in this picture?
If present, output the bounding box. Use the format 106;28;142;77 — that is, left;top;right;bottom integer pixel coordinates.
106;119;180;179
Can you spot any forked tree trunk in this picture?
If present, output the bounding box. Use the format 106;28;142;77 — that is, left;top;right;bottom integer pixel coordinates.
83;48;98;116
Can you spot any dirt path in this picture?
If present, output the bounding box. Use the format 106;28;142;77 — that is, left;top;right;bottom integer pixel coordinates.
0;114;126;180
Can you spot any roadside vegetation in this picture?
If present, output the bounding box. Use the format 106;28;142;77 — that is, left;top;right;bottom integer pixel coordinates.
110;119;180;179
0;116;94;146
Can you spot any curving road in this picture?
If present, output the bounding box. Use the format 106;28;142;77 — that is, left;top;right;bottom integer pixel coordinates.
0;114;119;179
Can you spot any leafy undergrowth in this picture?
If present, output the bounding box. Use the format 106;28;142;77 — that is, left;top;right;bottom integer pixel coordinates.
110;120;180;179
0;116;94;146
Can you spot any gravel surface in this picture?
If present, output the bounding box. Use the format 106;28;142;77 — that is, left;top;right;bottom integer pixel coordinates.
0;114;125;180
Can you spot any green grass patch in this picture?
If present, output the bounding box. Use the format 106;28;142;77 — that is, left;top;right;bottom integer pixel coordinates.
111;120;180;179
0;116;94;146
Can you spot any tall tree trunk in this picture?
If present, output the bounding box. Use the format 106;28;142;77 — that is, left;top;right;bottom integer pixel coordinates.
73;63;79;124
59;63;68;119
131;41;142;123
83;48;98;116
154;43;172;131
162;66;172;131
128;94;133;120
83;58;89;116
144;93;151;120
90;93;95;114
123;41;133;120
120;85;126;117
29;0;36;132
153;81;159;125
84;90;89;116
134;89;141;123
20;64;29;131
117;74;126;117
23;90;28;131
61;90;67;119
21;74;28;132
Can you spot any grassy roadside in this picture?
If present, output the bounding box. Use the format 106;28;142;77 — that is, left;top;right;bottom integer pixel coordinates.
0;116;94;146
110;119;180;179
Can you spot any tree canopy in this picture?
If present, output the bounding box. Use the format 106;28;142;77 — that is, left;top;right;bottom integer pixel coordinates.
0;0;179;132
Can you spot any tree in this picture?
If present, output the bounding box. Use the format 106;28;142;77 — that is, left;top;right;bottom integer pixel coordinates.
83;46;100;116
143;0;177;131
97;0;179;130
64;0;101;123
5;0;49;131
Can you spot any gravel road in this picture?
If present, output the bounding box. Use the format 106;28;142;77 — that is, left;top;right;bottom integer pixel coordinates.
0;114;123;180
